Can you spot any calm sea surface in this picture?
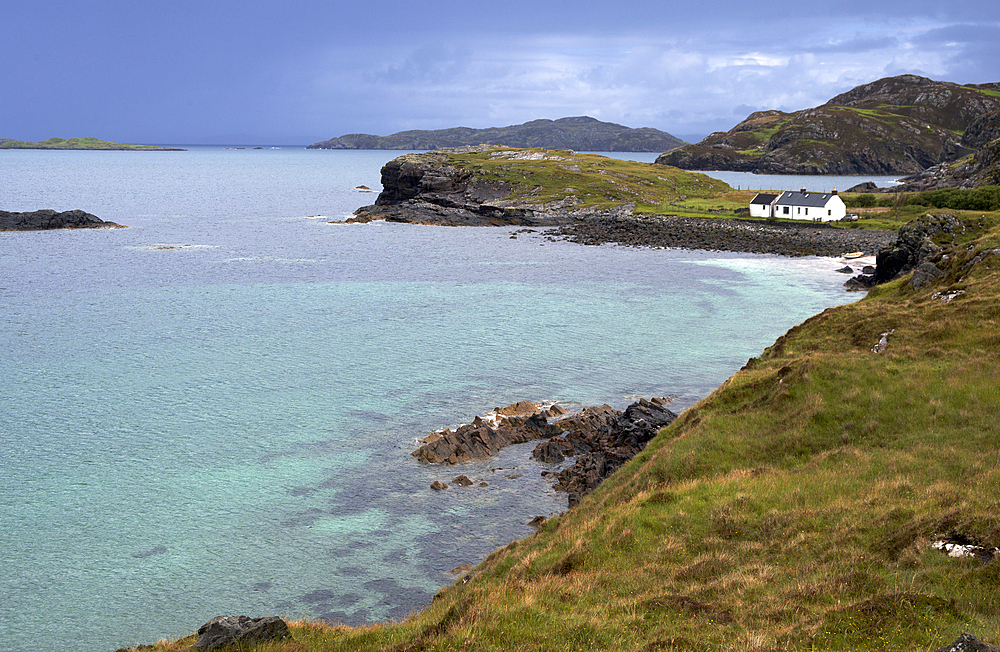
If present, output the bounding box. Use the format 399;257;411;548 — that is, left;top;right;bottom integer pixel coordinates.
2;147;868;651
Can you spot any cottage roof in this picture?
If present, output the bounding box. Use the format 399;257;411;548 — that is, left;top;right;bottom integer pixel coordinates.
775;191;838;208
749;193;779;205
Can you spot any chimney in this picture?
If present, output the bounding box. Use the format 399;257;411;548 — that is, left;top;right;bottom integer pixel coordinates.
832;187;838;195
801;185;806;193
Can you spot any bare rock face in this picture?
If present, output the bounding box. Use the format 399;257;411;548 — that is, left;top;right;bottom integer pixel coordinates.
193;615;291;650
0;209;123;230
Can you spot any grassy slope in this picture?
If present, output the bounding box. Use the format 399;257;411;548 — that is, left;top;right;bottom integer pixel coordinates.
0;136;174;150
132;210;1000;652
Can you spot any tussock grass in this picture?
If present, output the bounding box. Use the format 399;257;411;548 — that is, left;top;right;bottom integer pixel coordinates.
123;214;1000;651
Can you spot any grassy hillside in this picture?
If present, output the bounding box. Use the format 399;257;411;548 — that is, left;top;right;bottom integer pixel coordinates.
121;210;1000;652
0;137;181;150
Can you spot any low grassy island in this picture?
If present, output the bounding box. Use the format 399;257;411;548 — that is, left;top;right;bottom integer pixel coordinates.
0;137;184;151
120;207;1000;651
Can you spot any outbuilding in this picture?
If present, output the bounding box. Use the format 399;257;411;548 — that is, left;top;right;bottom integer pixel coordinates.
749;192;780;218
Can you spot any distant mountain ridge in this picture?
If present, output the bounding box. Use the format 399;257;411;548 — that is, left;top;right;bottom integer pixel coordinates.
655;75;1000;175
307;116;685;152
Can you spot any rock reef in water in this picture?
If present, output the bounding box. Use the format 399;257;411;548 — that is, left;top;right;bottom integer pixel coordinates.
0;209;124;230
413;398;677;506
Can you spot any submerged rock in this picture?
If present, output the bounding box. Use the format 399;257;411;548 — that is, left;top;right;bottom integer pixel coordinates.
0;209;123;230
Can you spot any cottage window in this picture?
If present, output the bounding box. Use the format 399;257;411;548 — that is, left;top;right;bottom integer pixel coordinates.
783;206;789;215
805;208;809;215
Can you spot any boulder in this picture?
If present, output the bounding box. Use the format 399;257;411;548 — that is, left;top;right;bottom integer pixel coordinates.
193;616;290;651
934;633;1000;652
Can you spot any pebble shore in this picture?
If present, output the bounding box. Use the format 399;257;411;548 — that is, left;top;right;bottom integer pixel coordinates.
547;215;897;257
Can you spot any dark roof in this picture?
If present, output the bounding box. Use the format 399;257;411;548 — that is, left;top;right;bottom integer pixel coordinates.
750;193;779;205
775;191;839;208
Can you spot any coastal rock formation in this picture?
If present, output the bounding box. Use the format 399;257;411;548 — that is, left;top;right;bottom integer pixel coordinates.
413;398;677;506
844;213;960;290
656;75;1000;175
535;398;678;506
350;147;639;227
412;401;565;464
308;116;685;152
0;209;123;230
193;616;290;651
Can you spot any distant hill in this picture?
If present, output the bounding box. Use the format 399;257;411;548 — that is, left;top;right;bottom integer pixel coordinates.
0;137;183;151
656;75;1000;175
307;116;686;152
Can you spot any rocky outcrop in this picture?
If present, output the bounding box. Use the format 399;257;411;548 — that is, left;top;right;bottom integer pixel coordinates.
536;398;678;506
308;116;685;152
0;209;123;230
413;398;677;506
193;616;291;651
845;213;961;289
656;75;1000;175
351;147;637;226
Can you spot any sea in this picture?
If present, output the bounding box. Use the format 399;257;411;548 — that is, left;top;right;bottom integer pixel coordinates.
0;146;898;652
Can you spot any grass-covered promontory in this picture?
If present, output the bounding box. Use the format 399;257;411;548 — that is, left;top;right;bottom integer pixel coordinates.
0;137;183;151
125;210;1000;651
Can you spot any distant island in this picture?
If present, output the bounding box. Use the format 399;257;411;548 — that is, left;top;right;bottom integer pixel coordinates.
0;137;184;151
307;116;685;152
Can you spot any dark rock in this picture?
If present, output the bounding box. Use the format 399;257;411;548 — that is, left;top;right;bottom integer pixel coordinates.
451;475;474;487
430;480;449;491
836;266;854;273
527;516;547;528
874;213;960;284
537;398;678;503
845;181;882;193
934;633;1000;652
0;208;124;231
193;615;291;651
412;405;562;464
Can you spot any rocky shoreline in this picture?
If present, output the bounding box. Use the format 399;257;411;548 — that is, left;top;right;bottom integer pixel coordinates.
545;214;897;257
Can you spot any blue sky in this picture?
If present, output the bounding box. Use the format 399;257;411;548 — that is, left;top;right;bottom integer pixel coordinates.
4;0;998;145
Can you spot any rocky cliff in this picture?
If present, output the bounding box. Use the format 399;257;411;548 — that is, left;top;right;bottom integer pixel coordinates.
656;75;1000;175
309;116;685;152
892;110;1000;191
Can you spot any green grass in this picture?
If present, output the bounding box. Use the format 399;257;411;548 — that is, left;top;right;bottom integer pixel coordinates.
121;211;1000;651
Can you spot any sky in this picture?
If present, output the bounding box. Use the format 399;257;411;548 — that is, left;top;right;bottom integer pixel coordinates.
4;0;998;145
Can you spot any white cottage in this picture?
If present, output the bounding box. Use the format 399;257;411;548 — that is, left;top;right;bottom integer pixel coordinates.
774;188;846;222
748;188;846;221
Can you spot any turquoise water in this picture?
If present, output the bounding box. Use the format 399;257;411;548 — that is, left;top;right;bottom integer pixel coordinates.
1;148;862;651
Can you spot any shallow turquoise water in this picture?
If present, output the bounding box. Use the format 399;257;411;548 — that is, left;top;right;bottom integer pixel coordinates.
0;148;863;651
